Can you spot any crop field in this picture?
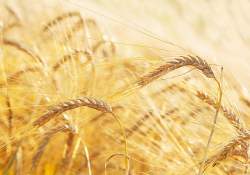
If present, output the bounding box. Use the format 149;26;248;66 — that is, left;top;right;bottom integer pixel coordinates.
0;0;250;174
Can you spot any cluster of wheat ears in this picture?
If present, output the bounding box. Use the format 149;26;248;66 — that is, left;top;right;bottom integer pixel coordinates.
0;0;250;174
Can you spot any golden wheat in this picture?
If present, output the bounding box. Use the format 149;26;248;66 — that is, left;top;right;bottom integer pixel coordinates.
1;1;250;174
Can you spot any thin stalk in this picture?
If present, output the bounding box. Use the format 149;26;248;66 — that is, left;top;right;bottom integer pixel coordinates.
111;113;129;175
198;67;223;175
66;137;80;175
105;154;130;175
76;134;92;175
90;61;95;96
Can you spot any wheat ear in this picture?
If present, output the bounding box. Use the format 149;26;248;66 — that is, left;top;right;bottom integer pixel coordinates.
197;90;246;133
137;55;214;87
203;132;250;173
3;4;22;31
3;38;44;65
2;67;41;86
32;98;112;128
52;49;93;71
43;11;81;31
4;4;22;23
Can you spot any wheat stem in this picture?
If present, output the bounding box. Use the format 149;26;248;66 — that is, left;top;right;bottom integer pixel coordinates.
112;113;129;175
198;67;223;175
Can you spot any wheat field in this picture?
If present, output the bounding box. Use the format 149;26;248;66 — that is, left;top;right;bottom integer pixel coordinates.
1;0;250;174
